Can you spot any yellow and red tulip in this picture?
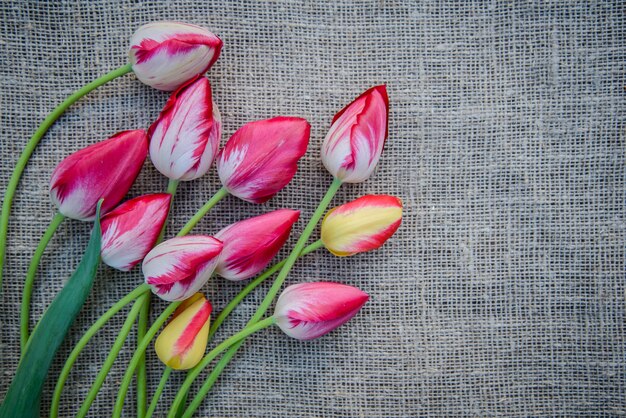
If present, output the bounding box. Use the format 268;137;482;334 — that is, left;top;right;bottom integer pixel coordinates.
148;76;221;181
215;117;310;203
100;193;172;271
321;85;389;183
142;236;223;301
274;282;369;340
129;22;222;91
154;293;212;369
321;194;402;256
49;130;148;221
214;209;300;281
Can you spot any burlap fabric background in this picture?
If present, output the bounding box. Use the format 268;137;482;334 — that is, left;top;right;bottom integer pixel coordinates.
1;1;624;417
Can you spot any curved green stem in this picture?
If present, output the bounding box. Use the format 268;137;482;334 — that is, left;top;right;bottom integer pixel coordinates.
20;212;65;352
177;187;228;237
76;293;148;418
168;317;277;418
137;178;179;417
145;366;172;418
173;178;342;417
209;239;324;340
49;284;150;418
113;301;182;418
0;63;133;288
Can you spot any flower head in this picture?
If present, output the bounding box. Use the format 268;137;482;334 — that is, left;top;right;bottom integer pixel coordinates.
129;21;223;91
49;130;148;221
142;236;223;301
321;85;389;183
274;282;369;340
100;193;171;271
148;76;221;181
155;293;212;369
214;209;300;281
321;195;402;256
216;117;310;203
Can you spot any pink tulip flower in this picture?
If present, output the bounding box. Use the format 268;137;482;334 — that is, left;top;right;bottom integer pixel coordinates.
321;195;402;256
214;209;300;281
129;21;223;91
148;76;221;181
49;130;148;221
274;282;369;340
321;85;389;183
100;193;172;271
142;236;223;301
216;117;310;203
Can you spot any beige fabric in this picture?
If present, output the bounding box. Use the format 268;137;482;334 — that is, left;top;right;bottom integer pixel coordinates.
1;1;624;416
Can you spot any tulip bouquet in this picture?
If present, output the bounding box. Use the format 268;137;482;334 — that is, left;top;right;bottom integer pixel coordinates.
0;21;401;418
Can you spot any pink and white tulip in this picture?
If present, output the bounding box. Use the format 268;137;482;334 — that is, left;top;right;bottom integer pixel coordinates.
321;195;402;256
155;293;212;370
129;21;223;91
216;117;310;204
214;209;300;281
321;85;389;183
50;130;148;221
148;76;221;181
274;282;369;340
142;236;223;301
100;193;172;271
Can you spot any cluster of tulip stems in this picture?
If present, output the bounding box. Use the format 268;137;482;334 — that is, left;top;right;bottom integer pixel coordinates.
0;22;402;418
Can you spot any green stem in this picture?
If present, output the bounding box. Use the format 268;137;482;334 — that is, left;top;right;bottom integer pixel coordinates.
176;187;228;237
0;63;133;289
145;367;172;418
156;179;179;243
112;301;182;418
168;317;277;418
137;178;178;417
49;284;150;418
76;293;148;418
209;239;324;340
20;212;65;352
174;178;342;417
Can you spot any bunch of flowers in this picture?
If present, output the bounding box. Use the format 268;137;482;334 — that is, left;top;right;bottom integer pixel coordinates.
0;21;401;417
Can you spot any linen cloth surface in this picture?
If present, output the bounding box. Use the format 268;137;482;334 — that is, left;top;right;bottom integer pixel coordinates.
1;1;624;417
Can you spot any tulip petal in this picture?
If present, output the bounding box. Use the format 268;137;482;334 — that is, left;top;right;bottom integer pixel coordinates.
214;209;300;281
155;296;212;369
216;117;310;203
129;22;223;91
49;130;148;221
100;193;171;271
321;195;402;256
143;236;223;301
148;77;220;180
274;282;369;340
322;85;389;183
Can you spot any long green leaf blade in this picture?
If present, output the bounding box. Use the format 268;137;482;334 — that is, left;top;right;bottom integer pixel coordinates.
0;203;103;417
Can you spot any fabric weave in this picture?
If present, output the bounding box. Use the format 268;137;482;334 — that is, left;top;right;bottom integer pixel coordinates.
1;1;624;416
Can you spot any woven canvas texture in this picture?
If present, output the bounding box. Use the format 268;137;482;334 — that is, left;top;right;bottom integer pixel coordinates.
1;1;625;417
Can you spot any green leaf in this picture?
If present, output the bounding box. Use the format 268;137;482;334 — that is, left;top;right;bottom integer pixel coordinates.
0;202;103;417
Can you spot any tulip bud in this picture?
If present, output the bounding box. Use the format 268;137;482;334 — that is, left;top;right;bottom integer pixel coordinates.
321;85;389;183
148;77;221;181
216;117;310;203
100;193;172;271
214;209;300;281
50;130;148;221
129;21;223;91
142;236;223;301
274;282;369;340
321;194;402;257
155;293;212;369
